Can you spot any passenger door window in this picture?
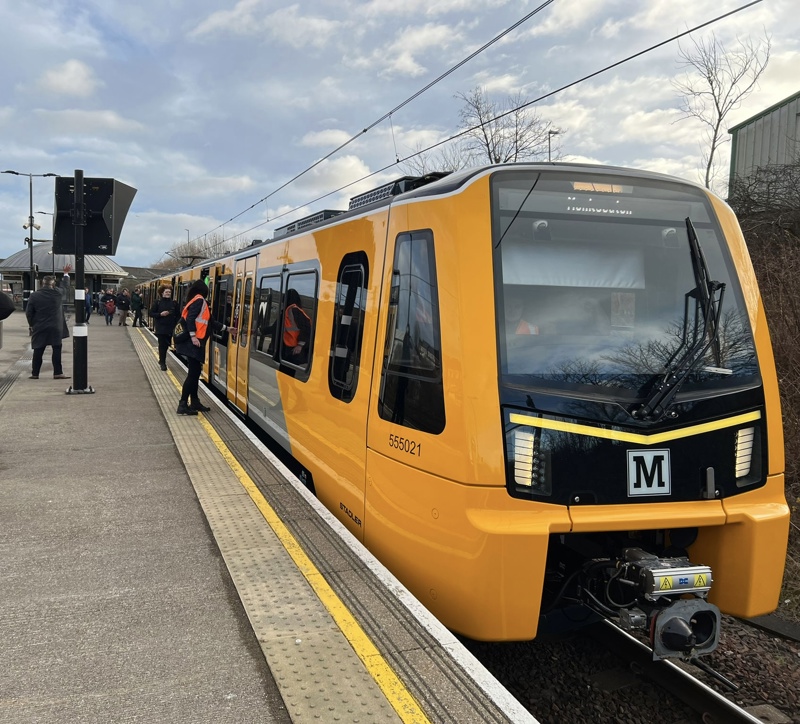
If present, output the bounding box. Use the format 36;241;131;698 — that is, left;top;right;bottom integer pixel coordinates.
378;231;445;433
329;252;368;402
279;272;318;373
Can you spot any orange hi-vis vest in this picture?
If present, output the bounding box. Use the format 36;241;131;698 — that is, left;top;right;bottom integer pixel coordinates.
516;320;539;335
182;294;210;340
283;304;310;346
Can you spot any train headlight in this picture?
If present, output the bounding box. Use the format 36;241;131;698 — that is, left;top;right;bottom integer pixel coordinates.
734;427;754;479
512;428;551;495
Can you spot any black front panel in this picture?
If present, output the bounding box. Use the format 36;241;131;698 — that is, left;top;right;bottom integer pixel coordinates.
503;386;767;506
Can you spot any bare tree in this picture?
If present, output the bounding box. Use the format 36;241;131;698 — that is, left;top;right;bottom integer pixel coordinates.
672;32;771;191
153;232;251;269
400;140;473;176
457;87;556;164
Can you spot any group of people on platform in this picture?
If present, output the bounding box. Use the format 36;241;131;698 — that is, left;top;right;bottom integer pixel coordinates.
95;287;144;327
7;273;229;418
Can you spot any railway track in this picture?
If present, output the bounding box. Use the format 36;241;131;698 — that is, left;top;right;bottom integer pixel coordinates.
584;620;763;724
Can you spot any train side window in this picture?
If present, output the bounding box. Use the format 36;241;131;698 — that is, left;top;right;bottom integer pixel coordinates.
328;252;369;402
231;278;242;343
253;275;282;359
211;277;231;340
240;277;253;347
279;272;317;373
378;230;445;434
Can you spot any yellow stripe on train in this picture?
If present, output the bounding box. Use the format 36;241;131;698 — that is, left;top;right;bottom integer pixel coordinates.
509;410;762;445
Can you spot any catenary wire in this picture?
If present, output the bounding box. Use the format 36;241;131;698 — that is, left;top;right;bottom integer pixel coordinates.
175;1;555;254
173;0;761;260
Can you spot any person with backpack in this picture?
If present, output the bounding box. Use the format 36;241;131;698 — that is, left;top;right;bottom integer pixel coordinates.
100;289;116;325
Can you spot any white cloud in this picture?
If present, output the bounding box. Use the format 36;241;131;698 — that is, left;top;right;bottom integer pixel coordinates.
300;129;352;148
36;59;103;98
350;23;464;78
34;108;144;134
190;0;267;38
191;1;340;49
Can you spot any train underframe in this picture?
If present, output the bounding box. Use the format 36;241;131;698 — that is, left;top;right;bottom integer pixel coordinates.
541;528;721;660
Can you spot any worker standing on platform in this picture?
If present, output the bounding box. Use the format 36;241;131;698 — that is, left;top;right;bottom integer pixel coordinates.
25;270;71;380
175;280;226;415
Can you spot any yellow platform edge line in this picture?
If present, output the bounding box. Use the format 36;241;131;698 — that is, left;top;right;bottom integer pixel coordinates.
198;416;430;724
142;332;430;724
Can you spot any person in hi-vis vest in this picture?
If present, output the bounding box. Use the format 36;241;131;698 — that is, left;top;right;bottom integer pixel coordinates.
283;288;311;364
504;288;539;336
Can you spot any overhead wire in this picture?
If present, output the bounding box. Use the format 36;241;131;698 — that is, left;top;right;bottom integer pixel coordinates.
180;0;762;260
179;1;555;253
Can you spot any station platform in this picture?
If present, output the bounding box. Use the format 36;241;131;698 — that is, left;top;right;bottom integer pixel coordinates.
0;307;536;724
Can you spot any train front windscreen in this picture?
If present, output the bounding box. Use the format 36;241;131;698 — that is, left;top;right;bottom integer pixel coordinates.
491;170;760;404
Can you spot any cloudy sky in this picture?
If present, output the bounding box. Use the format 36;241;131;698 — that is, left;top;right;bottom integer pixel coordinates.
0;0;797;268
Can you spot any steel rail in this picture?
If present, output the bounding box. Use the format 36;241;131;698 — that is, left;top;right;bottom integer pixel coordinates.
586;619;763;724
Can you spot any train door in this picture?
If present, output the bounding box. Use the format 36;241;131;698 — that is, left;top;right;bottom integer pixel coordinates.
226;255;257;413
208;266;232;393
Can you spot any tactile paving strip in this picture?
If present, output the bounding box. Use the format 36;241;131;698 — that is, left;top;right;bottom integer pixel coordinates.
129;331;402;723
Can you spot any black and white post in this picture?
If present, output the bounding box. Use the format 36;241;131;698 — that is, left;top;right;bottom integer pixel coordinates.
68;169;93;394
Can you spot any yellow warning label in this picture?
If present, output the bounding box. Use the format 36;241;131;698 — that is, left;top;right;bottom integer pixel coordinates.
694;574;707;588
659;576;673;590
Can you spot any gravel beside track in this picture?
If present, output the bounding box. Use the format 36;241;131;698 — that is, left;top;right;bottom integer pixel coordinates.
462;615;800;723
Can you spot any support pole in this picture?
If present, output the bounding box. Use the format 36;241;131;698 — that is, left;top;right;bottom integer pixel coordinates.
68;169;94;394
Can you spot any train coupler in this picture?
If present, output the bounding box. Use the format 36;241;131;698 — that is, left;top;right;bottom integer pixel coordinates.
582;547;721;660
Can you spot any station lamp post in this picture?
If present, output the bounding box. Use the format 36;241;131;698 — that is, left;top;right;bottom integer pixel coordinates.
2;170;58;294
37;211;56;274
547;129;561;162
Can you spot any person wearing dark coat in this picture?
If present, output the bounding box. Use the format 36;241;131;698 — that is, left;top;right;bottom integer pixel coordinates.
149;285;179;371
100;289;116;325
130;287;144;327
174;280;226;415
25;275;70;379
116;288;132;326
0;290;14;321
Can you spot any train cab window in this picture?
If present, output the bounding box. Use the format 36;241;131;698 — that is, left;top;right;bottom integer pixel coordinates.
328;252;369;402
240;277;254;347
279;273;317;372
378;231;445;434
253;275;281;359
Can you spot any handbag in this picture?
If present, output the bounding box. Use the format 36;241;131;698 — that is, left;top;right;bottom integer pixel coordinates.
173;318;190;344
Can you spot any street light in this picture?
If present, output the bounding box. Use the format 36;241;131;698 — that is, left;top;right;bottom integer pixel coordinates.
547;129;561;162
2;170;58;294
37;211;56;274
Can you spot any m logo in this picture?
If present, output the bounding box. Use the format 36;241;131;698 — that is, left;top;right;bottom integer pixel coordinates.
627;449;671;496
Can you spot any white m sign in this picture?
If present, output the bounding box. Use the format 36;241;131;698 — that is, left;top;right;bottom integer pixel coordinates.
627;450;671;497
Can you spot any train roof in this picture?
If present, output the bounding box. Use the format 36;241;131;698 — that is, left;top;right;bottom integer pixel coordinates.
173;162;711;272
272;163;710;240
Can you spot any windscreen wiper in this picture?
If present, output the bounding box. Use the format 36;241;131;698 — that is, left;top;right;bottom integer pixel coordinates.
632;218;726;421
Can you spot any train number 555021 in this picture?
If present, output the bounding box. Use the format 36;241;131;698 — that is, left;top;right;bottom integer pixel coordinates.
388;434;421;456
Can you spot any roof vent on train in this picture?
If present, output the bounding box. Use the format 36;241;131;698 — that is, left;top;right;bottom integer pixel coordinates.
273;209;345;238
347;171;451;210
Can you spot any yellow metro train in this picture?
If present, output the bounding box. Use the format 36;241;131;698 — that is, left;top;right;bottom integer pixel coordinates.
150;163;789;659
